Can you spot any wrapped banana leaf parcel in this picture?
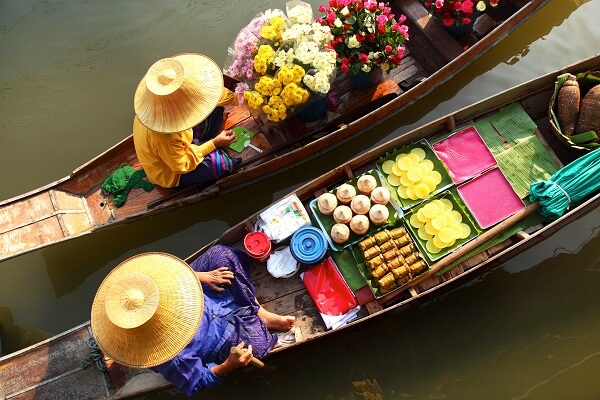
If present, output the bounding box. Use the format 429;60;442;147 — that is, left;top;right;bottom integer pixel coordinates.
530;147;600;219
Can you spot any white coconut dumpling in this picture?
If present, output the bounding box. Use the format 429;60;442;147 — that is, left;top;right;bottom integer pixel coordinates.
357;175;377;195
317;193;338;215
370;186;390;205
349;214;370;235
350;194;371;215
369;204;389;225
336;184;356;204
331;223;350;244
333;205;353;224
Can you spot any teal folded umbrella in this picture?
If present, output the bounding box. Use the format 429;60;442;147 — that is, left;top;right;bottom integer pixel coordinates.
530;147;600;220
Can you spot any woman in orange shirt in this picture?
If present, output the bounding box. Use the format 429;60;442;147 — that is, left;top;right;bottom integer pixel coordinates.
133;53;239;188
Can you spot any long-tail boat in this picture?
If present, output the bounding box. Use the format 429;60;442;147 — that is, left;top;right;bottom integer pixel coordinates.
0;0;548;262
2;52;599;400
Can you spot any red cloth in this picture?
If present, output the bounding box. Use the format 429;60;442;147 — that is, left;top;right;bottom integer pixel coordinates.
302;257;358;316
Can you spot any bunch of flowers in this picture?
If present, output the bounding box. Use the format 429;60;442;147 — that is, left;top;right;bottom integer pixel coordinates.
224;1;336;122
421;0;499;27
316;0;409;76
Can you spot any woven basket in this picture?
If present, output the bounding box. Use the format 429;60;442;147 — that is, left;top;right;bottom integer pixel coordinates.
548;70;600;152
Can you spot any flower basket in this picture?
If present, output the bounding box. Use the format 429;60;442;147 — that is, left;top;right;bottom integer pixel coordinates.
316;1;409;79
422;0;497;31
548;71;600;152
223;1;336;123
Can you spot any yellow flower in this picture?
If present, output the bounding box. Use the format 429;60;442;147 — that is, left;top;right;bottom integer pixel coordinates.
255;76;283;96
243;90;264;109
262;95;287;122
281;83;309;106
261;16;286;45
276;65;305;85
254;45;275;74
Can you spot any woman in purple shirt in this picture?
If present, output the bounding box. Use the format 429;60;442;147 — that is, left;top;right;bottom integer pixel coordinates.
151;245;295;397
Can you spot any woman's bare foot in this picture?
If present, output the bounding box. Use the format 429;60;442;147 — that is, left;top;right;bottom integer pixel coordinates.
258;307;295;331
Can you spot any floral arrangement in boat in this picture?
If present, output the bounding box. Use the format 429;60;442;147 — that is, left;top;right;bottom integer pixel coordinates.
421;0;499;27
223;1;336;122
316;0;409;76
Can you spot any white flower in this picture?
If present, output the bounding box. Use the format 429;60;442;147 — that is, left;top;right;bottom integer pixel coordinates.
334;18;343;28
263;9;286;20
476;1;487;11
348;36;360;49
361;64;372;72
287;2;313;24
303;71;331;94
340;6;349;15
273;48;295;68
380;62;390;71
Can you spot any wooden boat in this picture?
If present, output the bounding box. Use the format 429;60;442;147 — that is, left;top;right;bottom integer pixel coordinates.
0;0;548;262
2;52;599;400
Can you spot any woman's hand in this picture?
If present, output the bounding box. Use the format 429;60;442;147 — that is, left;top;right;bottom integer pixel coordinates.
195;267;234;292
211;342;253;377
213;129;236;148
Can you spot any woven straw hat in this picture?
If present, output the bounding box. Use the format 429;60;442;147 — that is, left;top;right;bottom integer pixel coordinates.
91;252;204;368
134;53;224;133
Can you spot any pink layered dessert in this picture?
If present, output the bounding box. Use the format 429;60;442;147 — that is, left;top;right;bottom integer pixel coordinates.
433;126;497;183
457;168;525;229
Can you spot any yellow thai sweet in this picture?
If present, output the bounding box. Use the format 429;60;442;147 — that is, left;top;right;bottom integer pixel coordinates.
382;146;444;201
408;196;471;254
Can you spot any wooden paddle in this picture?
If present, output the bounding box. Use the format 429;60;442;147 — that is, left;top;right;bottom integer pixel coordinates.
230;346;266;369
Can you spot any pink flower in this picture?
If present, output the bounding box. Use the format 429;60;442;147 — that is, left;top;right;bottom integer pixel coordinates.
376;14;388;25
461;0;473;13
385;44;393;53
359;53;369;63
364;0;378;12
327;12;336;23
435;0;445;9
461;17;471;25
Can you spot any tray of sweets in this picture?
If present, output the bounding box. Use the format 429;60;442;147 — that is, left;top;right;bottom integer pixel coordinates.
376;140;453;210
432;126;497;184
309;170;401;252
350;221;429;299
456;167;526;229
403;187;480;264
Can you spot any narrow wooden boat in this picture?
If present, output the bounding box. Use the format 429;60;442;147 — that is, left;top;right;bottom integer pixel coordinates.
0;0;548;262
2;52;599;400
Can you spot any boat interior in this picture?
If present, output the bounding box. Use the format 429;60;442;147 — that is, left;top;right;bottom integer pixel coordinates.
226;79;585;349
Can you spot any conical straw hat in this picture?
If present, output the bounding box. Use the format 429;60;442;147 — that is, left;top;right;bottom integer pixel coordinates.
91;252;204;368
134;53;224;133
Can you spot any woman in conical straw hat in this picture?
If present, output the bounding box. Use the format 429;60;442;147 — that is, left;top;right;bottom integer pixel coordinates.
91;245;294;397
133;53;241;189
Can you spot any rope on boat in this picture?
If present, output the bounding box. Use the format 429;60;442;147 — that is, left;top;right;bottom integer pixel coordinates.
81;336;108;372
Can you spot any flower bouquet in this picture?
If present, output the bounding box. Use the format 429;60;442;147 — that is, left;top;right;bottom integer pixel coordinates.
421;0;499;27
224;1;336;123
316;0;409;76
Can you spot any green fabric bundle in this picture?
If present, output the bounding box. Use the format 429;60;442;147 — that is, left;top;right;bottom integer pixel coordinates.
530;147;600;219
102;166;154;207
